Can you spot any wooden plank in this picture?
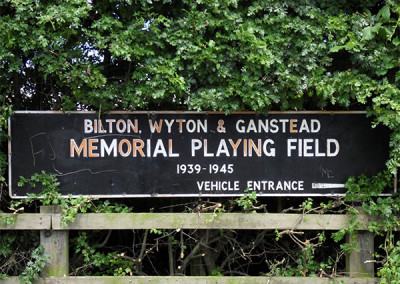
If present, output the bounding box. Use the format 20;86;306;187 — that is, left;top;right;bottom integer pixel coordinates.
40;206;69;277
0;276;381;284
52;213;378;230
0;213;51;230
0;212;380;231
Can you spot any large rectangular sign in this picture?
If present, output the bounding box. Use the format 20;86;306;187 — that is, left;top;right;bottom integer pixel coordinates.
9;111;389;198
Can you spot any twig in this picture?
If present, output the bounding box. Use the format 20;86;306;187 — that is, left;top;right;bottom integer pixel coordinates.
135;229;149;274
244;204;267;213
168;229;174;275
178;241;202;273
92;230;112;249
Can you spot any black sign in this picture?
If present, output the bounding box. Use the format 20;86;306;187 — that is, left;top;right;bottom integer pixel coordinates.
9;111;389;198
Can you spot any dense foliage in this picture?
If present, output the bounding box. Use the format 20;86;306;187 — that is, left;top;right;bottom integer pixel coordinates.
1;0;400;169
1;0;400;280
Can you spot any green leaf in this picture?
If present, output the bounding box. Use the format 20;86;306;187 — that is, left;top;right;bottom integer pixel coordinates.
393;37;400;46
329;45;345;53
376;69;388;76
378;26;392;40
362;26;375;41
377;6;390;22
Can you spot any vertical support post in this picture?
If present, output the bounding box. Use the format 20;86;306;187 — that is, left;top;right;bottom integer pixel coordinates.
346;207;374;277
40;205;69;277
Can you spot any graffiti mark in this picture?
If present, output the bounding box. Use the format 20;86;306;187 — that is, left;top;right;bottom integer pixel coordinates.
52;163;116;176
29;132;56;167
320;165;334;179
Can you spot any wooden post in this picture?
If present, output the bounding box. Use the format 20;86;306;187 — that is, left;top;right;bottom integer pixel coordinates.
346;208;374;277
40;206;69;277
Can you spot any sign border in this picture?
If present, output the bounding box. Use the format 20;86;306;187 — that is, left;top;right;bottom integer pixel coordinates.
9;110;390;198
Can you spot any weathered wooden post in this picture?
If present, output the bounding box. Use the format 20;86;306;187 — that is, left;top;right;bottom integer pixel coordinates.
346;208;374;277
40;206;69;277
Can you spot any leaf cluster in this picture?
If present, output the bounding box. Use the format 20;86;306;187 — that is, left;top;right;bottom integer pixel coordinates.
235;189;257;211
13;171;132;226
74;232;135;276
18;245;50;284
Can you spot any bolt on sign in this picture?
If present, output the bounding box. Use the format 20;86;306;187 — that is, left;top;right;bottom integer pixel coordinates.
9;111;389;198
